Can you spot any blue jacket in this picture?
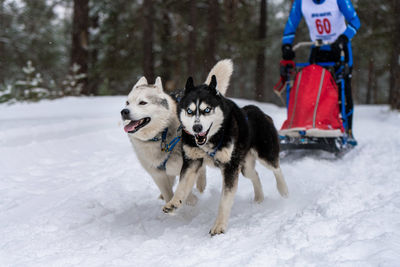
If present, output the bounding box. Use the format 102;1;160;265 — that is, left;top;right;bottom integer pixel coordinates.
282;0;360;66
282;0;361;45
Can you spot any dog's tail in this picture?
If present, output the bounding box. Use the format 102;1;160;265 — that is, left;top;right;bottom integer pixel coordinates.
204;59;233;96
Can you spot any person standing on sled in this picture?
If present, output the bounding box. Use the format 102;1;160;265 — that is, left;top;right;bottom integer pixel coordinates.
281;0;360;142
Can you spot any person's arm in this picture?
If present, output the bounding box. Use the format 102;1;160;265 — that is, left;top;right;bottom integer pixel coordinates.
282;0;303;45
337;0;361;40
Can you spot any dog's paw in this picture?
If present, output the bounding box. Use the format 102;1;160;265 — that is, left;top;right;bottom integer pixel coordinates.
254;193;264;203
162;199;182;214
185;192;198;206
209;223;227;236
277;182;289;199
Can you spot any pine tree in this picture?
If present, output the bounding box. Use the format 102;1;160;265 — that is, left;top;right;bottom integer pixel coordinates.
15;61;49;101
62;63;87;96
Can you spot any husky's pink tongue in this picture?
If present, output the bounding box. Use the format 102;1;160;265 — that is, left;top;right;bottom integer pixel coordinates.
198;131;207;137
124;120;141;132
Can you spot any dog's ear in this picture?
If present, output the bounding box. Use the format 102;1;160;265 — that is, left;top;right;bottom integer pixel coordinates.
185;77;195;93
133;76;148;88
208;75;218;94
155;76;163;89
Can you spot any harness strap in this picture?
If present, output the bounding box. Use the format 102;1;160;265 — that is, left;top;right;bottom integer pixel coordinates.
207;132;224;158
148;128;169;142
156;125;183;170
164;136;181;152
157;153;173;170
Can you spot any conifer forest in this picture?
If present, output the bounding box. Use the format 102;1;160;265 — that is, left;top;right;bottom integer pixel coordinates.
1;0;399;110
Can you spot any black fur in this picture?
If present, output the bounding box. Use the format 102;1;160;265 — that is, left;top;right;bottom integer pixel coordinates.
178;77;280;190
242;105;280;168
168;76;287;235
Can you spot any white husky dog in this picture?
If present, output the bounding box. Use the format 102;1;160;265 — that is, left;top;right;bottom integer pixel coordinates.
121;60;233;204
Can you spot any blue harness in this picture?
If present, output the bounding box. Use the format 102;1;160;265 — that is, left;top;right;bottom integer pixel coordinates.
207;134;224;158
149;126;182;170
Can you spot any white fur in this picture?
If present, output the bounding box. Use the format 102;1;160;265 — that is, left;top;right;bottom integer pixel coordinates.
196;167;207;193
134;76;148;88
155;76;162;88
183;145;207;160
242;152;264;203
204;59;233;95
199;103;208;110
253;150;289;198
162;161;201;213
125;77;199;203
203;107;224;141
210;168;239;236
213;142;234;164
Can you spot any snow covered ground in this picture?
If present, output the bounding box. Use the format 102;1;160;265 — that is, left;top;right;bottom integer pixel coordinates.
0;96;399;267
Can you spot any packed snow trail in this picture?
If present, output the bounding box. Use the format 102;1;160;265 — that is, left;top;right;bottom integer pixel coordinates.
0;97;399;266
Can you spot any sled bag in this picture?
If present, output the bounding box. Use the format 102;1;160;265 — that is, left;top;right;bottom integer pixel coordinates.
280;64;344;137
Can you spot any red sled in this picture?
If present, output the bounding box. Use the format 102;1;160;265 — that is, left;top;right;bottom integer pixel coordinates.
280;64;344;137
278;63;357;157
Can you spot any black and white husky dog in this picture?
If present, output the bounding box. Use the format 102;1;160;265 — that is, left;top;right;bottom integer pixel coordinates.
162;75;289;235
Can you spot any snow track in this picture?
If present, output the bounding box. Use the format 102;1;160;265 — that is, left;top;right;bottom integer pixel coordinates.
0;97;399;266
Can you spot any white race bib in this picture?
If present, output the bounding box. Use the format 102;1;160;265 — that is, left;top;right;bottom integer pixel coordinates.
302;0;347;43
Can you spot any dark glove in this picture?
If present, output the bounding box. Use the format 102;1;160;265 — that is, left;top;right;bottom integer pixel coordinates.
274;60;295;94
282;44;295;60
280;60;295;80
331;34;348;58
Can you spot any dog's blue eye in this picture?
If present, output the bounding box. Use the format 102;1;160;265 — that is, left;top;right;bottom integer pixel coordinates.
204;107;211;113
187;108;193;115
126;101;129;106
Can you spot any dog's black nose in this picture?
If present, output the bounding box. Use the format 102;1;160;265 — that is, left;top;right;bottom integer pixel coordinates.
193;124;203;133
121;108;130;118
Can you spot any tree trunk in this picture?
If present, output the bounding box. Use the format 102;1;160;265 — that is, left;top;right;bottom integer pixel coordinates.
352;55;360;103
89;12;99;95
373;74;378;104
142;0;155;84
223;0;237;54
255;0;267;102
187;0;197;79
389;0;400;110
71;0;89;95
161;10;172;90
205;0;219;72
223;0;237;97
366;58;374;104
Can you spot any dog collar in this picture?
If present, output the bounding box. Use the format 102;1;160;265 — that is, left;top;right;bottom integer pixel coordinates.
148;128;168;142
182;127;224;158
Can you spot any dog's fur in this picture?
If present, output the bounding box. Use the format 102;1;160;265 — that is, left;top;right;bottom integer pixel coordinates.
162;75;289;235
121;60;233;204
